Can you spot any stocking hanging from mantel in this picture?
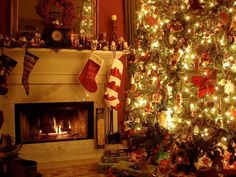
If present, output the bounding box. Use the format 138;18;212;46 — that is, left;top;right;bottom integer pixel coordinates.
104;55;124;110
78;53;104;93
22;50;39;95
0;51;17;95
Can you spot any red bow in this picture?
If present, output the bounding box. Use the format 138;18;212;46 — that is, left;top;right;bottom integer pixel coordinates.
191;70;216;98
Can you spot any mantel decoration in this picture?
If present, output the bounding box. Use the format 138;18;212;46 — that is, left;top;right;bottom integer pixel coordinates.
35;0;76;48
35;0;75;28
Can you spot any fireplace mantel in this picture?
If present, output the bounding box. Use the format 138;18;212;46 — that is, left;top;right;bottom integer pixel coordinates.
0;48;123;163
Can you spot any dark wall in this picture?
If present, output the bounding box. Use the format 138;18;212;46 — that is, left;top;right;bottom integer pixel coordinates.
0;0;10;34
0;0;126;39
98;0;126;41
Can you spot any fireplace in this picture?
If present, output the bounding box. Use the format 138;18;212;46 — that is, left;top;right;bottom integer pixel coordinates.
15;102;94;144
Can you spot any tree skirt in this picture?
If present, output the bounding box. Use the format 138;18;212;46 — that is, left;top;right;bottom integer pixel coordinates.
39;163;106;177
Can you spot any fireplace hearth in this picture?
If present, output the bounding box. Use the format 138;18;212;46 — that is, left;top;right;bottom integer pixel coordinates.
15;102;94;144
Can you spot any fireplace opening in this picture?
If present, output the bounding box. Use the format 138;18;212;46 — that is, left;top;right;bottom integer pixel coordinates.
15;102;94;144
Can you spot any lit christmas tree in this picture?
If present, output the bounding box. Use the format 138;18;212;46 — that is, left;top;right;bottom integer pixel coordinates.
125;0;236;175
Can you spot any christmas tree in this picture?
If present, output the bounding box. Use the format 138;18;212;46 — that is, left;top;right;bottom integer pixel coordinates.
125;0;236;175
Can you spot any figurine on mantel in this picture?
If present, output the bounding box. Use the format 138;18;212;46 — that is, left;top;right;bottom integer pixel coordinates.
111;41;117;57
77;30;91;50
98;32;107;50
18;35;28;48
29;32;45;47
91;39;98;51
118;36;125;51
3;36;11;48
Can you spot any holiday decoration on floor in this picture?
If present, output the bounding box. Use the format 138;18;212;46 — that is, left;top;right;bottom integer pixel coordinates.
0;53;17;95
104;56;124;110
22;50;39;95
78;53;103;93
125;0;236;176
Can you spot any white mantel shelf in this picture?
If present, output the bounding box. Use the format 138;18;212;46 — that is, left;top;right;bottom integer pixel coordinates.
0;48;123;163
3;48;123;84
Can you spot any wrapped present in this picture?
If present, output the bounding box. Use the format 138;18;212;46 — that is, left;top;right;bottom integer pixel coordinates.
223;169;236;177
196;167;218;177
195;154;212;170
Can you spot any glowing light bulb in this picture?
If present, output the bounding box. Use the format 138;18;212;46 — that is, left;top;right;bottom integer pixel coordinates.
211;108;216;113
152;65;157;70
195;23;200;27
222;137;227;142
174;106;178;111
152;76;157;82
151;41;159;48
183;76;188;81
183;63;189;69
185;16;190;21
224;97;229;102
213;96;218;101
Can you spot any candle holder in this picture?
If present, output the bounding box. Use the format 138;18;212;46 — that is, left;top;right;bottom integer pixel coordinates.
111;15;118;43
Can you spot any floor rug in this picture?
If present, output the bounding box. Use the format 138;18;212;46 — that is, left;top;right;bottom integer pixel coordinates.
39;163;107;177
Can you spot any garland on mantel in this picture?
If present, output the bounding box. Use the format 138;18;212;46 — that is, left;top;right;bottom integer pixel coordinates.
35;0;75;27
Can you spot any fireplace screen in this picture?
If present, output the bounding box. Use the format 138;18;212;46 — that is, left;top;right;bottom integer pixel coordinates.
15;102;94;144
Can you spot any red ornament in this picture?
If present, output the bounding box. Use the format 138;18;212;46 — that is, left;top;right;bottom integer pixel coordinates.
191;69;217;98
145;16;158;26
219;12;229;26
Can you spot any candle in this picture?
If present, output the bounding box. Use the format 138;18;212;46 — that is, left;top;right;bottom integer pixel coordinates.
111;15;117;21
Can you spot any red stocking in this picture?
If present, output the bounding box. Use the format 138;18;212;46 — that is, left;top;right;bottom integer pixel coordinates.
78;53;103;93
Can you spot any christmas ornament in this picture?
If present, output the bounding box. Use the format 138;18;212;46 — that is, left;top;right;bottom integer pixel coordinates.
224;80;235;95
22;51;39;95
152;92;162;103
104;56;124;110
78;53;104;93
201;52;212;66
219;12;229;26
145;15;158;26
222;57;231;68
231;63;236;72
170;20;184;33
191;69;217;98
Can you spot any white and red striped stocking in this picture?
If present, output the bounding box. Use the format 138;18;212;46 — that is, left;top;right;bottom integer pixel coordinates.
104;56;124;110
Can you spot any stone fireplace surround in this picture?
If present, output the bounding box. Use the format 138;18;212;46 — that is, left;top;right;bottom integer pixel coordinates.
0;48;123;163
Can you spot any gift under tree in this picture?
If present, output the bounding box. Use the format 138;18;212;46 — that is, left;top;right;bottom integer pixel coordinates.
125;0;236;176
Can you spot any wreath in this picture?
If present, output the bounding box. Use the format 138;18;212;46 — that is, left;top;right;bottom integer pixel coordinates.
35;0;75;27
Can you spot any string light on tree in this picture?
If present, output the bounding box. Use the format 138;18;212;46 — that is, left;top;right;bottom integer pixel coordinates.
125;0;236;175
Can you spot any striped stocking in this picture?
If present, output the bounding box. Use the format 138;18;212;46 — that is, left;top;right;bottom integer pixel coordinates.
104;56;124;110
22;51;39;95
